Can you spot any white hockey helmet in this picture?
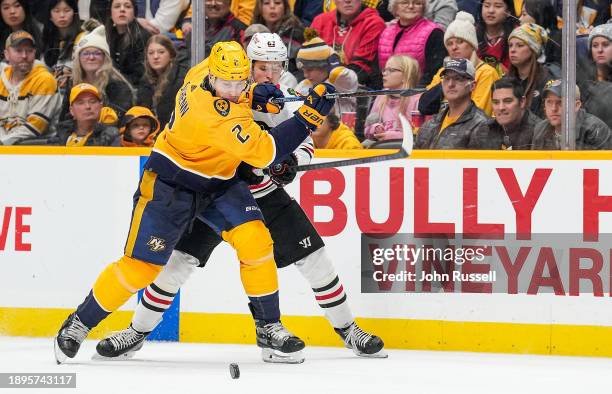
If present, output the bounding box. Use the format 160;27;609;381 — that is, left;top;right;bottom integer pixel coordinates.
246;32;288;62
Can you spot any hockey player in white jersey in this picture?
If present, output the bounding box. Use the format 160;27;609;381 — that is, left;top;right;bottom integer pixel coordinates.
96;33;387;363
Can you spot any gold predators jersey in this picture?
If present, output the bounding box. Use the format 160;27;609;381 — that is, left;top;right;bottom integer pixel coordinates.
152;76;277;184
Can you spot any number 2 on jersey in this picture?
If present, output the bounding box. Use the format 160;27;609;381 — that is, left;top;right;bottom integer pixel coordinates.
231;124;250;144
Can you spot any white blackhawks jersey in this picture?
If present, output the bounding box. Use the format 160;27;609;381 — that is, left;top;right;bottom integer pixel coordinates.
249;84;314;198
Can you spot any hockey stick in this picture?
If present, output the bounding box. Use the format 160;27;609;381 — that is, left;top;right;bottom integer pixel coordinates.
271;88;426;104
288;113;413;172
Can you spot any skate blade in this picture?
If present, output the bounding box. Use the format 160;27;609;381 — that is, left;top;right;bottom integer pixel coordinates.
261;348;305;364
353;348;388;359
54;337;68;365
91;351;137;361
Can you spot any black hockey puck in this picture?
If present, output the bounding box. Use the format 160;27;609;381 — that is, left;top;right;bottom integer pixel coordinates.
229;363;240;379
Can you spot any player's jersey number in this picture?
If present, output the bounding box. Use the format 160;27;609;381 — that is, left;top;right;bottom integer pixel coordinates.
231;124;250;144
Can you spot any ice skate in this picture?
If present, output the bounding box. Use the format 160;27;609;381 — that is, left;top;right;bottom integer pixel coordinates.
54;312;90;364
256;320;305;364
335;322;387;358
94;325;148;360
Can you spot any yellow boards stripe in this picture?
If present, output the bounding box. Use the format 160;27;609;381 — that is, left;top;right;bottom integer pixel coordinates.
3;307;612;357
125;170;157;257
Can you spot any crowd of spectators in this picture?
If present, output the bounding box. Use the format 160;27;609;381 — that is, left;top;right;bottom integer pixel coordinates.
0;0;609;150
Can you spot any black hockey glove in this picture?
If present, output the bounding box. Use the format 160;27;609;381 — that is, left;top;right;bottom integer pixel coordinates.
236;161;264;185
268;154;298;187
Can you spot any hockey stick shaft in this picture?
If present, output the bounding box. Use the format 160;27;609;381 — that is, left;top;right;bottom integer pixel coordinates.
292;149;409;171
271;88;426;104
267;114;414;173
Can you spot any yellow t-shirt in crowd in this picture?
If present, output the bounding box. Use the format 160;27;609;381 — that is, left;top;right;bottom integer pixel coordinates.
325;123;363;149
440;113;461;134
66;131;93;147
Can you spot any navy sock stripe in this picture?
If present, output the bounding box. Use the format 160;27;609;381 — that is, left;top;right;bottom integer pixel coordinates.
150;282;176;298
319;294;347;309
312;276;339;293
141;297;167;313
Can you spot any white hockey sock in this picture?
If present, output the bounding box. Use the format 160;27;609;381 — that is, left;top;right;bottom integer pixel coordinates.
295;248;354;329
132;250;198;333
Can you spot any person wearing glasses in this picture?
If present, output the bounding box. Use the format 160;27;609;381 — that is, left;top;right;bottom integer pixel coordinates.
0;31;60;145
365;55;423;142
418;11;500;117
378;0;445;87
415;58;492;149
59;25;135;124
532;80;611;150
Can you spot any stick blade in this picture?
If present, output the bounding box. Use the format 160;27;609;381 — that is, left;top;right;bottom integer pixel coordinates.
398;113;414;155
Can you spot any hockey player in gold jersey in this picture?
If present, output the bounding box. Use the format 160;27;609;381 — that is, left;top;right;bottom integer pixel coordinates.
54;41;337;364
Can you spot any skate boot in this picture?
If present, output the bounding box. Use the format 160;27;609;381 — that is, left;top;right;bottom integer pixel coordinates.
54;312;91;364
94;325;148;359
255;320;305;364
335;322;388;358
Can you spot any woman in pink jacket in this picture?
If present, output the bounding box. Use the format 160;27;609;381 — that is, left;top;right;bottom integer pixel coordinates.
377;0;446;87
364;55;422;141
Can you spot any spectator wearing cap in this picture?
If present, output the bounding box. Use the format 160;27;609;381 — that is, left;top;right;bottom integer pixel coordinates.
105;0;151;86
54;83;119;146
311;0;386;88
61;25;135;123
0;31;60;145
251;0;305;79
577;22;612;131
415;58;491;149
418;11;500;116
477;76;541;150
295;31;359;114
0;0;43;61
506;23;558;118
137;34;188;130
377;0;445;87
116;105;160;147
532;80;611;150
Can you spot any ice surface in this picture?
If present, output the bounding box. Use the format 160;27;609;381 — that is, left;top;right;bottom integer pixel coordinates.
0;336;611;393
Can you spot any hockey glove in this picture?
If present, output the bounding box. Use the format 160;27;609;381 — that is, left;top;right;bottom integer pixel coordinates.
245;82;284;114
294;83;336;131
236;161;264;185
268;154;298;187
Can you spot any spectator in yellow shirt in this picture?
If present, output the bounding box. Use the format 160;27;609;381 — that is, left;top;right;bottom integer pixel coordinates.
418;11;500;117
